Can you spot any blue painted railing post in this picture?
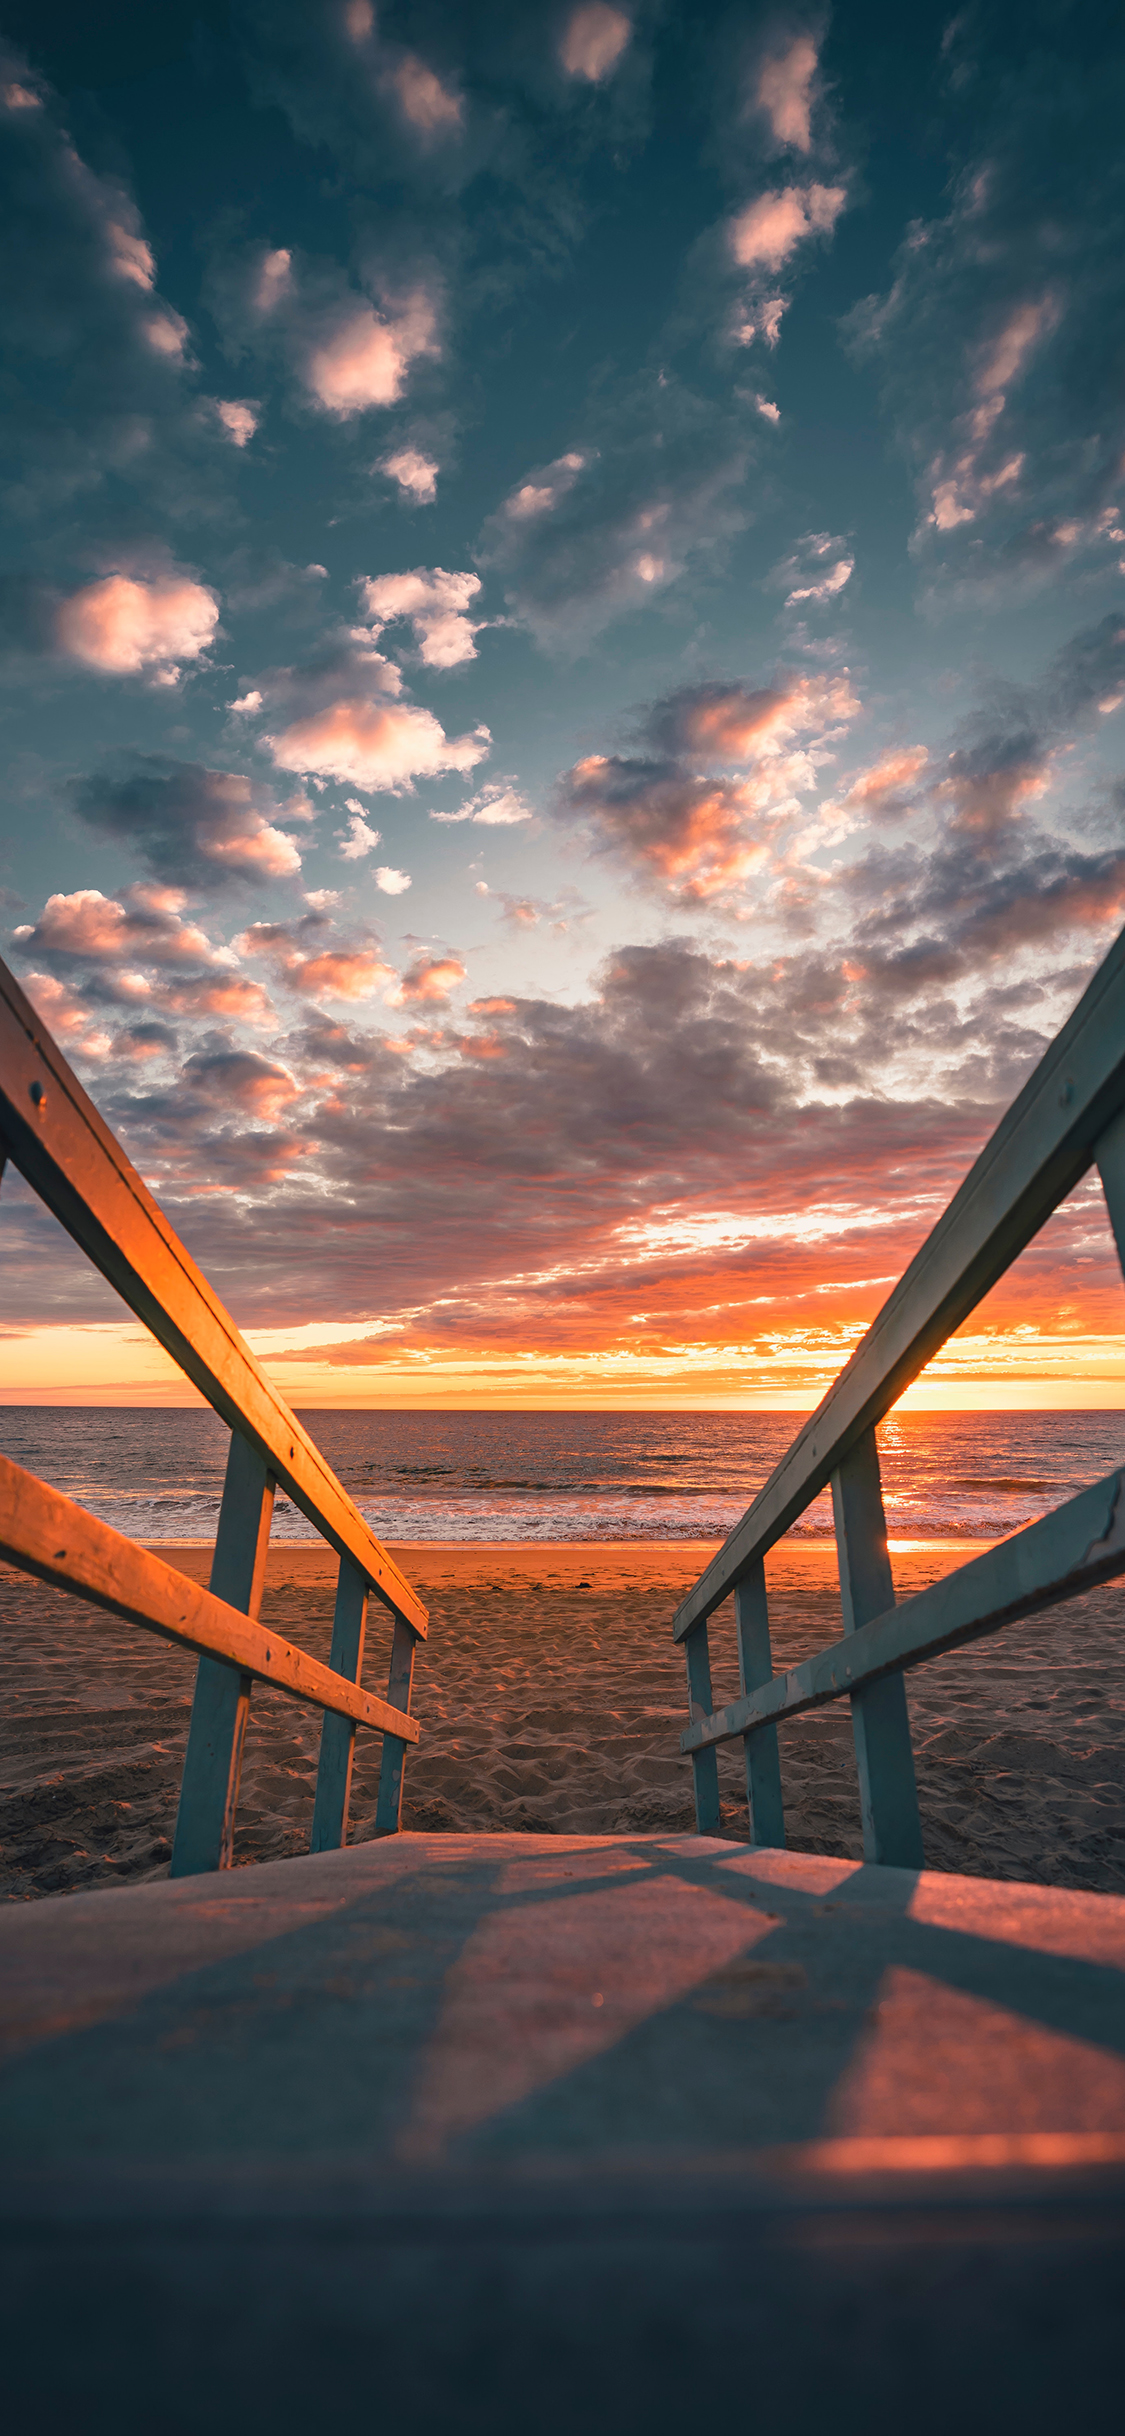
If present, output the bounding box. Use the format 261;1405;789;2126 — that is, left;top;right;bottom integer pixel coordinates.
832;1428;923;1868
170;1433;275;1876
685;1621;721;1834
734;1561;785;1847
373;1612;417;1835
310;1557;368;1852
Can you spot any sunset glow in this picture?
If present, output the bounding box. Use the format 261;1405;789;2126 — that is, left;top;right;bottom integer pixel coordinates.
2;8;1124;1411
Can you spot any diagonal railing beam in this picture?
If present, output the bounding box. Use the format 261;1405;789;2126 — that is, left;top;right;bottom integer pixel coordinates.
0;1454;420;1742
0;955;425;1638
681;1467;1125;1755
674;924;1125;1642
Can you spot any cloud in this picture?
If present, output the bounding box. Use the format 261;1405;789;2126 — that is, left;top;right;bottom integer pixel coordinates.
729;182;845;273
476;381;751;646
556;670;859;903
71;756;308;888
54;570;218;683
210;240;441;420
836;746;929;819
237;915;395;1004
236;635;491;792
646;672;859;763
20;971;114;1059
844;17;1125;595
389;955;466;1004
215;399;259;447
182;1045;301;1123
49;926;1112;1365
380;52;463;139
0;44;230;517
756;36;820;153
336;806;382;861
559;7;633;84
0;562;220;686
431;782;533;826
271;695;488;793
13;884;236;971
771;531;854;607
360;567;482;667
933;727;1051;837
379;446;439;502
374;866;412;895
475;883;587;933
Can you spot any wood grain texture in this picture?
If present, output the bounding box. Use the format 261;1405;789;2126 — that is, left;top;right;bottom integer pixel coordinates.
0;954;425;1638
673;920;1125;1641
0;1455;419;1745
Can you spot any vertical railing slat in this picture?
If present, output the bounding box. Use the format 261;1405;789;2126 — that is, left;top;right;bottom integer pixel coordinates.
373;1613;418;1836
170;1433;275;1877
685;1623;722;1834
832;1427;923;1868
734;1562;785;1847
310;1557;368;1852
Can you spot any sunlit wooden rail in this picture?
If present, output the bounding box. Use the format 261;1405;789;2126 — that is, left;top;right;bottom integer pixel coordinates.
0;953;426;1875
674;923;1125;1863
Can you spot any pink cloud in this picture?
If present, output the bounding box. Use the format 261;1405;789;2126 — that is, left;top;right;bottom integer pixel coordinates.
558;672;860;903
559;5;632;83
360;567;482;667
54;572;219;682
13;886;235;970
73;758;305;887
757;37;818;152
386;54;463;136
303;287;438;415
268;695;490;791
215;399;259;447
843;747;930;812
730;182;846;272
21;972;112;1058
159;976;274;1025
236;919;395;1006
658;672;859;764
379;447;439;502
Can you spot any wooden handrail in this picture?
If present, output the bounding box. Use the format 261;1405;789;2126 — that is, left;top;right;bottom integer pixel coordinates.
681;1467;1125;1753
673;921;1125;1642
0;954;426;1638
0;1454;419;1741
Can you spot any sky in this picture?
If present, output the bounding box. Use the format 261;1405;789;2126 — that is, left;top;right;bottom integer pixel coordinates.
1;0;1124;1409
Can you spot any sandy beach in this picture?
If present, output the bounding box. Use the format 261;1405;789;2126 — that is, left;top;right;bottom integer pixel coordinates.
1;1537;1123;1903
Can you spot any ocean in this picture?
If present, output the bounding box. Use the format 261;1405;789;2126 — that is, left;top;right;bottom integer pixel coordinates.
1;1406;1122;1547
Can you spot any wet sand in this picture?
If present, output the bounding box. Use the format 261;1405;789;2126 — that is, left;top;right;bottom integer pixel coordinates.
1;1538;1123;1902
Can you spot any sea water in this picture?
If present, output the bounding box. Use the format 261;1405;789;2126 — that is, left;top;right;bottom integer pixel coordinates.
1;1406;1122;1545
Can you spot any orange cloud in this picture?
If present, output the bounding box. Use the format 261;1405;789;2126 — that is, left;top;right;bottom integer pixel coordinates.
392;955;467;1004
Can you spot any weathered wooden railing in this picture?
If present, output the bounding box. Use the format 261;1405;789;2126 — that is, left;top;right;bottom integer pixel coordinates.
675;924;1125;1864
0;954;426;1875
